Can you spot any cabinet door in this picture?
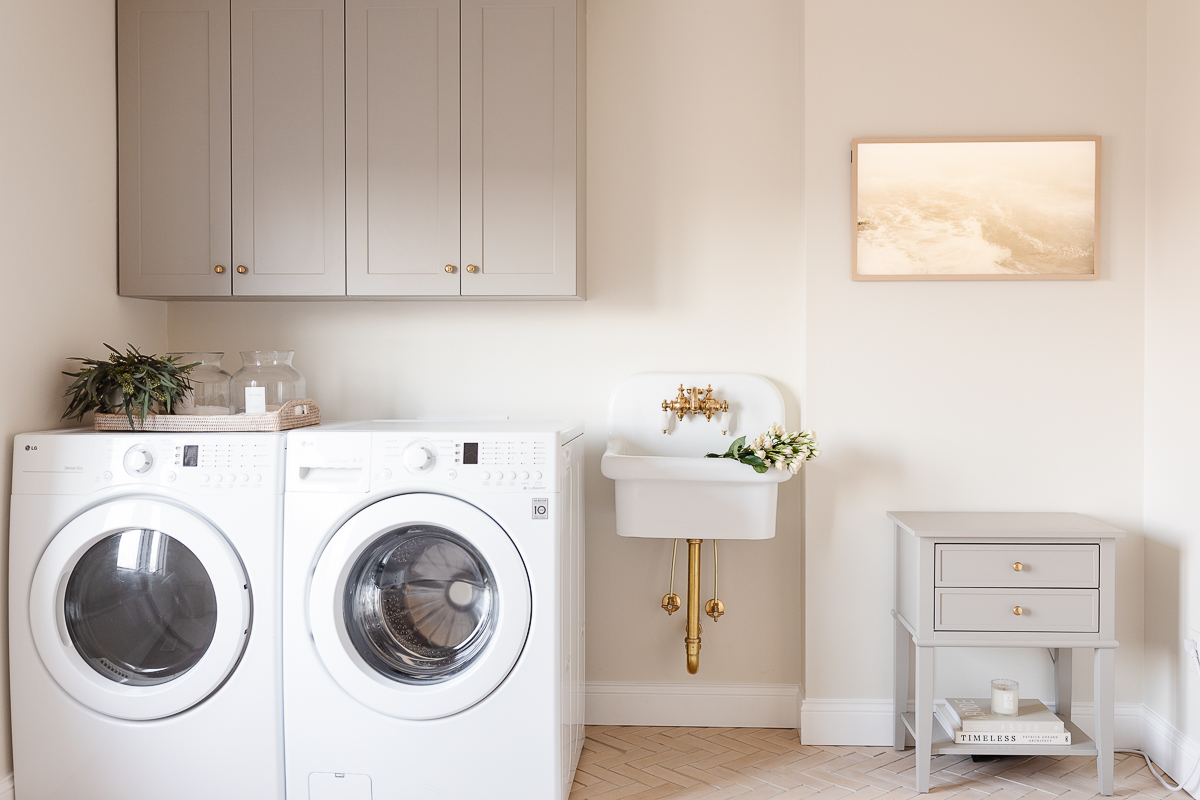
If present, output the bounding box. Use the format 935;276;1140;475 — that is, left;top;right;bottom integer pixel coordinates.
231;0;345;295
347;0;460;296
118;0;232;297
461;0;582;297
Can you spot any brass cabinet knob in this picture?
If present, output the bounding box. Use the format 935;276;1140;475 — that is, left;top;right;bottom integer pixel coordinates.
236;265;247;274
445;264;456;273
1013;562;1024;572
466;264;478;273
214;265;225;274
1013;606;1024;616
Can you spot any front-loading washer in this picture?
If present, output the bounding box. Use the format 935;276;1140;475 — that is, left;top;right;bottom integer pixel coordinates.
8;430;286;800
283;421;584;800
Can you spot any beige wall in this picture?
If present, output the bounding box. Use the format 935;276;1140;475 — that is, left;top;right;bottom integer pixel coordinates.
168;0;807;685
803;0;1147;727
0;0;168;776
1144;0;1200;753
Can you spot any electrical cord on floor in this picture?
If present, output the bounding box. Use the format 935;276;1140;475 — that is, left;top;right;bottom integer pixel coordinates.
1115;747;1200;792
1046;649;1199;791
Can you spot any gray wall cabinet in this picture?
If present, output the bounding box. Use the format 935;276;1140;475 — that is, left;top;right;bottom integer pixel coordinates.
118;0;584;299
117;0;233;297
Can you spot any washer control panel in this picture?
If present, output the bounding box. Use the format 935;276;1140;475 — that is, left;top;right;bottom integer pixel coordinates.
372;433;557;492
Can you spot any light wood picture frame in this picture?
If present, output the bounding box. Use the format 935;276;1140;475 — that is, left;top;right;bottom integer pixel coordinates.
851;136;1101;281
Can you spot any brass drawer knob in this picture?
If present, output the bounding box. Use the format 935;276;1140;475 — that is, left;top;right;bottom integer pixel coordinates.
237;265;247;274
1013;606;1024;616
1013;562;1024;572
445;264;456;273
214;265;225;274
466;264;478;273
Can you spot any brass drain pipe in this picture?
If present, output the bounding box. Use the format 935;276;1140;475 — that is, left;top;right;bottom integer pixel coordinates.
685;539;703;674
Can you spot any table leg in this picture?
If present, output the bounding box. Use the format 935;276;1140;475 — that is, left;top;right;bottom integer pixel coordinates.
894;615;911;750
915;645;934;793
1093;648;1115;795
1053;648;1073;723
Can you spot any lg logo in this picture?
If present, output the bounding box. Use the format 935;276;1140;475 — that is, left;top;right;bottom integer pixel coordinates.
24;445;36;451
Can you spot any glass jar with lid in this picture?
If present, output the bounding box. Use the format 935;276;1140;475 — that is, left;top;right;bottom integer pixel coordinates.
168;353;232;415
230;350;306;414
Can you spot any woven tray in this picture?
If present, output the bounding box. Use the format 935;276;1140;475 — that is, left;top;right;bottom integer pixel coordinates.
93;398;320;432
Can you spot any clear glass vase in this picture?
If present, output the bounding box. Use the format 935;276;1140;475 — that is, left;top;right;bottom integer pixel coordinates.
230;350;306;414
168;353;232;415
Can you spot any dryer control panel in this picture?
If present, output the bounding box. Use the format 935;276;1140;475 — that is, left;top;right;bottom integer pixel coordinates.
12;432;286;496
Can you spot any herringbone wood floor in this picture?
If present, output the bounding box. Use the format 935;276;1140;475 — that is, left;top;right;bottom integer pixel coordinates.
570;727;1182;800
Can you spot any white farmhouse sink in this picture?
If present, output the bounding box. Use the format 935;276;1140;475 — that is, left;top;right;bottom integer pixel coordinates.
601;373;791;540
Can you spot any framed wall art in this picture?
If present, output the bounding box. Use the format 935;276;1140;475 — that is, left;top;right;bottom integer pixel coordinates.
851;136;1100;281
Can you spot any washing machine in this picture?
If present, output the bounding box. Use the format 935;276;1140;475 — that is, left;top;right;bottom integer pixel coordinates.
8;430;286;800
283;421;585;800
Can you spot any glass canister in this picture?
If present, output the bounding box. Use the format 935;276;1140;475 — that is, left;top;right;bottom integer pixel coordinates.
230;350;306;414
168;353;232;415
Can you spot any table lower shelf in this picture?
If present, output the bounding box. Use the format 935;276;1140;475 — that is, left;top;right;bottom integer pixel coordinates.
901;711;1099;757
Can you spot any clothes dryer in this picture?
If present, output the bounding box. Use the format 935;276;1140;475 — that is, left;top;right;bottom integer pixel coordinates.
9;430;285;800
283;421;584;800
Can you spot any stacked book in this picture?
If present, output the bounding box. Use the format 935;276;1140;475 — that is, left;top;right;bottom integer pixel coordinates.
935;698;1071;745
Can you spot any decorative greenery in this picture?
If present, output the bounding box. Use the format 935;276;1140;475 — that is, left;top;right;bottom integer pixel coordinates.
62;344;197;428
705;423;821;474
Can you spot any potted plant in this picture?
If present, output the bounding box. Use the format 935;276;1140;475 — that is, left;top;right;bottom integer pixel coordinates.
62;344;198;429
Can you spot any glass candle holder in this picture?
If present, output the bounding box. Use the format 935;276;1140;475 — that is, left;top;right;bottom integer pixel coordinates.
990;678;1019;717
230;350;306;414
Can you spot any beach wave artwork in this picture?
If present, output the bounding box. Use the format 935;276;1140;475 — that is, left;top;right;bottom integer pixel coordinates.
855;140;1096;277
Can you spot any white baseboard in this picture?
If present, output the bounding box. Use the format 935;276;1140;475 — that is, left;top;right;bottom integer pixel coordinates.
0;771;13;800
799;698;1141;748
799;699;895;746
1140;703;1200;794
585;682;801;728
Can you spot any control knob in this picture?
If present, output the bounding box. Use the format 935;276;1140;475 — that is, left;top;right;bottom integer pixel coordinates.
403;443;436;473
123;446;155;475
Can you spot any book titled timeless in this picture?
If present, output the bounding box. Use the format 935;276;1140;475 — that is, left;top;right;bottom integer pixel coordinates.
944;698;1066;733
954;731;1072;745
935;703;1073;745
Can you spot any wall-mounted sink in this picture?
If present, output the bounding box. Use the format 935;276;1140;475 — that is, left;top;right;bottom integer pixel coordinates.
601;372;791;540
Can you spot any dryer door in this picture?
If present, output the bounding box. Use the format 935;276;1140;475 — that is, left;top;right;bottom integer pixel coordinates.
309;493;531;720
29;499;252;721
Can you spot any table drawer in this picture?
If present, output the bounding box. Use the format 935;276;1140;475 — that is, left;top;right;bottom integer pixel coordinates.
935;544;1099;588
935;588;1099;632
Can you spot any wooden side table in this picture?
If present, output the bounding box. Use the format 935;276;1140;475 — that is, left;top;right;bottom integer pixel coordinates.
890;512;1124;795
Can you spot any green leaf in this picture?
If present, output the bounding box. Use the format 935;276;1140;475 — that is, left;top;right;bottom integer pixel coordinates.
741;454;769;473
60;343;197;423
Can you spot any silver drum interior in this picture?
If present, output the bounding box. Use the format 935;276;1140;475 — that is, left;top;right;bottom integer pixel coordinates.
343;525;498;684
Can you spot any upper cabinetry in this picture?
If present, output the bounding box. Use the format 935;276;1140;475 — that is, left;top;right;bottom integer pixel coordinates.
118;0;585;299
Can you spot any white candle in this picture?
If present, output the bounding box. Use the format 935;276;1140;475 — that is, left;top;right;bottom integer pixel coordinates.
991;678;1019;717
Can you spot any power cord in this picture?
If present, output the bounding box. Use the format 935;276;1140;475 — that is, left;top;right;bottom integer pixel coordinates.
1115;748;1200;792
1045;648;1200;792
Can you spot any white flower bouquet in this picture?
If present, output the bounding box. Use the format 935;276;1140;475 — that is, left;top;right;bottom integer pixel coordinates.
705;423;820;474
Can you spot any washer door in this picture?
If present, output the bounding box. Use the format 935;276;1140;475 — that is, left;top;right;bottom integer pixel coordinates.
29;499;251;721
310;493;531;720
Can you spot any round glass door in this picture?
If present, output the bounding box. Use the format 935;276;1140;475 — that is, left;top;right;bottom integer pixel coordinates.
29;499;252;721
310;493;531;720
345;526;497;684
65;529;218;686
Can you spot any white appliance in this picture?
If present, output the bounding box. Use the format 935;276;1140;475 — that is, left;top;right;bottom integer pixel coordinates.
9;430;286;800
283;421;584;800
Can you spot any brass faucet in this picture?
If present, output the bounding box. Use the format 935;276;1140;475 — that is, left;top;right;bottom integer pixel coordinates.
662;384;729;422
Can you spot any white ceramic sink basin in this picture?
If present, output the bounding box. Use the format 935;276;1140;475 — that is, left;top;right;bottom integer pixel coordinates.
601;373;792;540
